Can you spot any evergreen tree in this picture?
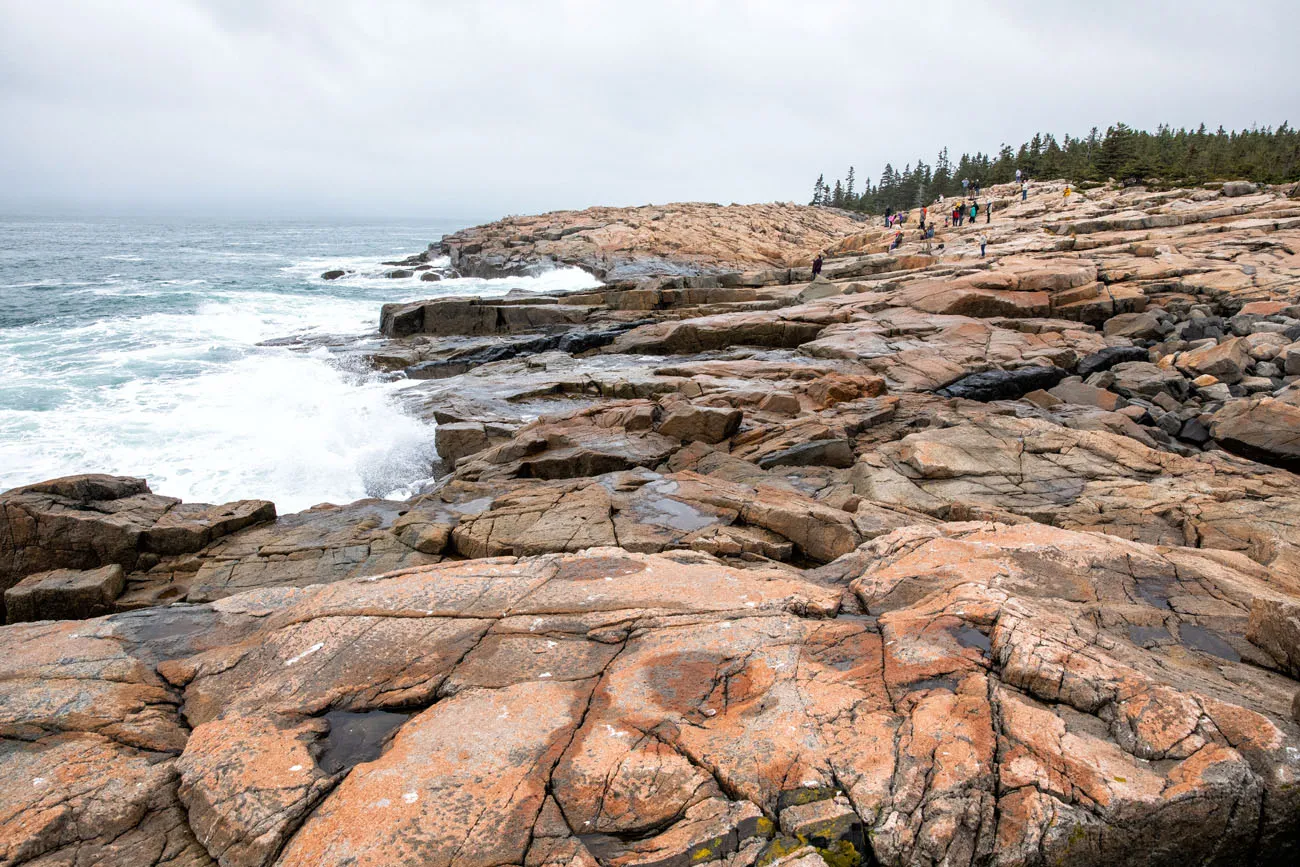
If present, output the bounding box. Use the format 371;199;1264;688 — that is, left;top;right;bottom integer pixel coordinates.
806;121;1299;214
1097;123;1138;179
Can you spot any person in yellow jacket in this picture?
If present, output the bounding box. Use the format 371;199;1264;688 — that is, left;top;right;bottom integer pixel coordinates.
1064;185;1072;200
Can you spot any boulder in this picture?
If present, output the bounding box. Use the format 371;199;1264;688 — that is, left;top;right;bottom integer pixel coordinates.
1178;337;1251;384
320;269;347;280
1221;180;1257;197
435;421;492;466
1076;345;1151;378
0;474;274;617
657;405;743;444
935;365;1067;401
1048;378;1128;411
756;439;855;470
1102;311;1162;340
1283;342;1300;376
1247;597;1300;677
758;391;802;416
1110;360;1190;400
805;373;886;409
795;276;841;304
1210;392;1300;470
5;564;126;623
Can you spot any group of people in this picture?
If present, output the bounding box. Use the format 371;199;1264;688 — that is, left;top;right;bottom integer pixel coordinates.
945;198;993;226
808;169;1072;273
824;174;1047;267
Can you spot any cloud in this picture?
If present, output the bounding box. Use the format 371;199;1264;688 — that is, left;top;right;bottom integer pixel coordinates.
1;0;1296;218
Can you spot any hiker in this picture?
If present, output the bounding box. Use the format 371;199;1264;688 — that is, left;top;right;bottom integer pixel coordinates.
812;253;824;277
890;230;903;251
986;199;992;223
884;207;893;226
974;180;981;196
944;213;951;227
954;204;962;226
920;205;927;230
962;178;969;196
1064;185;1072;202
979;233;988;257
1015;168;1022;183
969;202;978;224
1021;181;1028;201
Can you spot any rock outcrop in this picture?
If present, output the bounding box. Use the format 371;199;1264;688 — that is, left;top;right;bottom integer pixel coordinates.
438;201;868;279
0;475;275;619
7;179;1300;867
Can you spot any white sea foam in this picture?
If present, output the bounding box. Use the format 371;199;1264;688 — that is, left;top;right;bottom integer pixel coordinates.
0;348;436;513
0;291;435;512
0;219;603;513
281;255;601;299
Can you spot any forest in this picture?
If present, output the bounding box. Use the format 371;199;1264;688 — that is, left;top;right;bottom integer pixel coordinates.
810;123;1300;215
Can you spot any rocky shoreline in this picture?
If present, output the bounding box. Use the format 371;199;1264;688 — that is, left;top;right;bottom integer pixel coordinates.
5;180;1300;867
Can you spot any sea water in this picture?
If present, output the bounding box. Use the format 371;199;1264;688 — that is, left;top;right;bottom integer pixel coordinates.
0;217;600;512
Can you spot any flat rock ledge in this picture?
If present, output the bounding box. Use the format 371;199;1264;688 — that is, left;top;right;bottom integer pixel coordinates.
7;180;1300;867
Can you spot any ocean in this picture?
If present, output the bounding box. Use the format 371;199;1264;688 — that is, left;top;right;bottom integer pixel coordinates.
0;217;600;512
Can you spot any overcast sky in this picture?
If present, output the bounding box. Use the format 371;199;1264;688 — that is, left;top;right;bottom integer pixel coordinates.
1;0;1296;220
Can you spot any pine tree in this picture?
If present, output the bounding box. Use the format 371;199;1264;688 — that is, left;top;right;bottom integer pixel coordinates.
1097;123;1137;179
808;121;1299;214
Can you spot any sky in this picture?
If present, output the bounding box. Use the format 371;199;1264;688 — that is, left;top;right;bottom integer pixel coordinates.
1;0;1297;220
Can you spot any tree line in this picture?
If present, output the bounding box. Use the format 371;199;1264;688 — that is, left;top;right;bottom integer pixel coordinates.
810;123;1300;215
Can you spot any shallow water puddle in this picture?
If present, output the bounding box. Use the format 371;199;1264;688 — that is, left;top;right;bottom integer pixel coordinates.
1178;624;1240;661
316;709;413;775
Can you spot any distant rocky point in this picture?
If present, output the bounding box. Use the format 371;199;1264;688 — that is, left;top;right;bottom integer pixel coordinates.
437;201;870;280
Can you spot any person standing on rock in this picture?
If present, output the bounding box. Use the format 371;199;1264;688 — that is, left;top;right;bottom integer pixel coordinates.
986;199;992;223
1064;185;1072;202
920;206;927;231
1022;181;1028;201
979;233;988;257
970;202;978;224
1016;168;1022;183
812;253;824;277
962;178;969;197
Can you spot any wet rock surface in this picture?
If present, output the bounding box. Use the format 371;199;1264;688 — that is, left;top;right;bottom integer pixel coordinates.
7;180;1300;867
